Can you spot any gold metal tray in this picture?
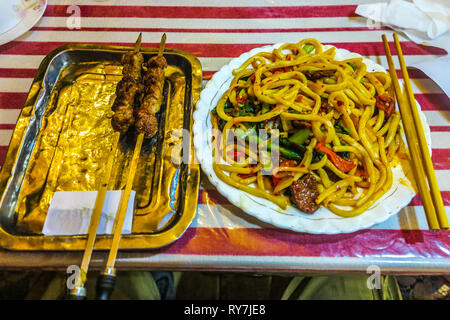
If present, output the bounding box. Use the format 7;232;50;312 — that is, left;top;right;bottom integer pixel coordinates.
0;43;202;250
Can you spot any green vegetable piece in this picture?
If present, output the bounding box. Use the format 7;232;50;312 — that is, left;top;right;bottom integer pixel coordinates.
335;119;351;135
279;137;295;149
311;150;324;163
234;126;256;140
323;77;336;84
288;128;313;147
302;44;315;54
277;145;302;160
243;131;302;161
261;102;271;114
338;151;350;160
266;141;302;160
347;62;356;71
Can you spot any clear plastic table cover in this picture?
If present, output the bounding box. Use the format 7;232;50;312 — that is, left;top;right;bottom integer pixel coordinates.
0;0;448;273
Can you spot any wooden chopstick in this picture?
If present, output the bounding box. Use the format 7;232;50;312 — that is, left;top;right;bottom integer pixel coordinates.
382;34;446;230
392;34;449;230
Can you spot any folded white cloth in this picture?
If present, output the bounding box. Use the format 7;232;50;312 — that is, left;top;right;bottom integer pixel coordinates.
356;0;450;51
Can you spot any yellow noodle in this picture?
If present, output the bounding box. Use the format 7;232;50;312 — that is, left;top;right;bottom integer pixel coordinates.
211;38;401;220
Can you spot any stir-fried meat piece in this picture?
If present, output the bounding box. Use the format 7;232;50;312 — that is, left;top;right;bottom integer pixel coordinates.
303;69;336;81
135;55;167;137
375;93;395;115
289;173;320;214
292;120;312;128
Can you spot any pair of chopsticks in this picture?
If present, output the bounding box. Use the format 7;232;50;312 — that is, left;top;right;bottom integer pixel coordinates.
382;33;449;231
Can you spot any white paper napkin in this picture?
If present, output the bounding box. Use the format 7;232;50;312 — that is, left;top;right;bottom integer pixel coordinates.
356;0;450;51
356;0;450;97
42;190;135;236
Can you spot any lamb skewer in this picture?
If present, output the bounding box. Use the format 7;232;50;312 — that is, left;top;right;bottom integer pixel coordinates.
134;33;167;138
111;33;144;133
95;34;167;300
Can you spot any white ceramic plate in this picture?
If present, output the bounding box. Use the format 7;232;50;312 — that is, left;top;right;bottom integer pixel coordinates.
0;0;47;46
193;43;431;234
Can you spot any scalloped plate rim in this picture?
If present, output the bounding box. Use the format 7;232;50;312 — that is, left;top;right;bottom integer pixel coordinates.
193;42;431;234
0;0;47;46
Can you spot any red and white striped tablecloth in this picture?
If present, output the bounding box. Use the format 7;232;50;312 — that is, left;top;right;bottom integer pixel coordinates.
0;0;449;274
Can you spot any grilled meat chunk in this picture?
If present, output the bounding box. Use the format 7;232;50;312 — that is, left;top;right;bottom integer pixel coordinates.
135;55;167;137
289;173;320;214
111;51;144;133
112;78;143;111
111;105;135;133
135;109;158;138
121;51;145;79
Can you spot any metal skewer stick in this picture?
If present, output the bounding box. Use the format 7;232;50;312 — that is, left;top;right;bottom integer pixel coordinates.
68;131;120;300
95;34;166;300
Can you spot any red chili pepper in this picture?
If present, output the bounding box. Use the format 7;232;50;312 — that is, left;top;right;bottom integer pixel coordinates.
228;151;245;157
236;95;246;104
227;151;245;161
272;176;281;186
376;93;395;115
355;166;366;177
239;165;258;179
250;75;256;83
279;160;297;167
315;142;356;173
